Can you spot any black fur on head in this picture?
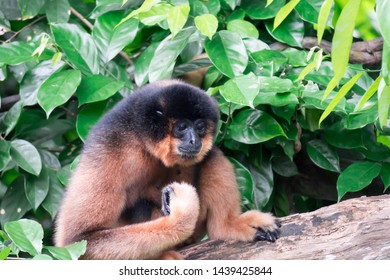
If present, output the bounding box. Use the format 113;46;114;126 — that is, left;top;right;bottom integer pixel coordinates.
90;80;219;146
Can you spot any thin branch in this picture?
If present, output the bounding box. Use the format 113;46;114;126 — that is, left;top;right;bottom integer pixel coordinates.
270;36;383;65
70;7;133;65
3;16;46;44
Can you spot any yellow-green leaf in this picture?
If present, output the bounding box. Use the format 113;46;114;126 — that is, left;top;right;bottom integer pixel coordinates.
117;0;160;26
194;14;218;40
266;0;274;7
355;75;382;111
331;0;361;84
297;61;316;81
319;72;363;125
378;77;390;128
323;76;339;100
317;0;333;44
273;0;301;31
167;4;190;38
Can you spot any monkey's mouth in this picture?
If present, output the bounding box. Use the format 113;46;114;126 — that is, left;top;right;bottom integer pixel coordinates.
178;147;200;159
161;186;172;216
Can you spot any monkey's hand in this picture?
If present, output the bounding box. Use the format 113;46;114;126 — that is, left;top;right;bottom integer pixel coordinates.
161;182;200;237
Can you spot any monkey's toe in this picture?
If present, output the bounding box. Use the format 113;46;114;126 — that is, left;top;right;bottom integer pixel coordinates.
254;229;280;242
254;228;281;242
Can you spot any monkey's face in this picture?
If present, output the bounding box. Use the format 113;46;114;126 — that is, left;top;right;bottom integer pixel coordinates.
139;81;219;167
146;118;215;167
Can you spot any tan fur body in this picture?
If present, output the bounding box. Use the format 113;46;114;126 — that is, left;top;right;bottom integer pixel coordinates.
55;80;279;259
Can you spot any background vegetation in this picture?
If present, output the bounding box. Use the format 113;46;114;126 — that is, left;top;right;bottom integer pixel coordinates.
0;0;389;259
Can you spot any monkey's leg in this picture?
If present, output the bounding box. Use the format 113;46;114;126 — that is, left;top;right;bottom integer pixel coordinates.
82;182;199;260
199;149;281;242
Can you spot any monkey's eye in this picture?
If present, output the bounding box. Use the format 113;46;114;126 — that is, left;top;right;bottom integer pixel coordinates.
177;122;188;132
195;121;206;135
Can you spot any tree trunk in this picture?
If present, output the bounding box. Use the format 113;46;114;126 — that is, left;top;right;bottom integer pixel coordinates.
181;195;390;260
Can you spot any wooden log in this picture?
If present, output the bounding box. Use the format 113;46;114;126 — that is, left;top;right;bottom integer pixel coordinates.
181;195;390;260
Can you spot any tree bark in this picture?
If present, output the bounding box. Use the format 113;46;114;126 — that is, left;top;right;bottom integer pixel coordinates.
180;195;390;260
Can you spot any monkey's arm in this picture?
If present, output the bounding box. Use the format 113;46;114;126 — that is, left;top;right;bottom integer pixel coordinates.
55;153;199;260
199;148;280;242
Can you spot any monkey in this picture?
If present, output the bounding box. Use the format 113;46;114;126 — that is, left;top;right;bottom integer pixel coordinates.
54;80;281;260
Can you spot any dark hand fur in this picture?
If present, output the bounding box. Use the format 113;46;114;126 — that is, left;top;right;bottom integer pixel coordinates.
55;80;280;260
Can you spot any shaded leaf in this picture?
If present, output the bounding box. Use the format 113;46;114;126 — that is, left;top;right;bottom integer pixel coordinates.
205;30;248;78
37;70;81;117
337;161;381;201
4;219;43;256
134;42;159;86
10;140;42;176
227;19;259;39
17;0;45;19
41;170;64;219
51;23;99;75
76;75;124;106
76;101;108;142
228;109;286;144
241;0;286;20
93;11;138;63
307;139;340;172
24;168;50;211
45;240;87;260
149;27;196;82
44;0;70;23
0;177;32;226
219;73;260;107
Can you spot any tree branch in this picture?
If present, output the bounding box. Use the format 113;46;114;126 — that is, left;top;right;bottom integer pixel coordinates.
180;195;390;260
271;37;383;65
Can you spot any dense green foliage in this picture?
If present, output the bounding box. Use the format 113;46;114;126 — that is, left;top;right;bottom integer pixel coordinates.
0;0;389;259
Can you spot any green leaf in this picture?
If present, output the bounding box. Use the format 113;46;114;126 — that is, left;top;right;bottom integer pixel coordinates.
1;101;22;137
51;23;99;76
228;109;286;144
93;11;138;63
44;0;70;23
0;177;32;226
194;14;218;40
149;27;196;82
241;0;286;20
355;75;381;111
347;106;378;129
325;122;365;149
317;0;333;43
76;75;124;106
118;0;159;25
17;0;45;19
295;0;323;24
24;168;50;211
76;101;108;142
205;30;248;78
20;60;65;106
0;42;36;65
378;78;390;128
227;19;259;39
258;76;293;92
4;219;43;256
33;254;53;260
265;10;304;47
136;3;171;26
219;73;260;107
10;140;42;176
271;155;298;177
228;157;254;209
167;4;190;38
134;42;159;86
42;170;64;219
254;92;298;107
37;70;81;117
307;139;340;172
45;241;87;260
376;0;390;47
273;0;300;30
331;0;361;84
319;72;363;125
381;162;390;192
337;161;381;201
0;140;11;171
